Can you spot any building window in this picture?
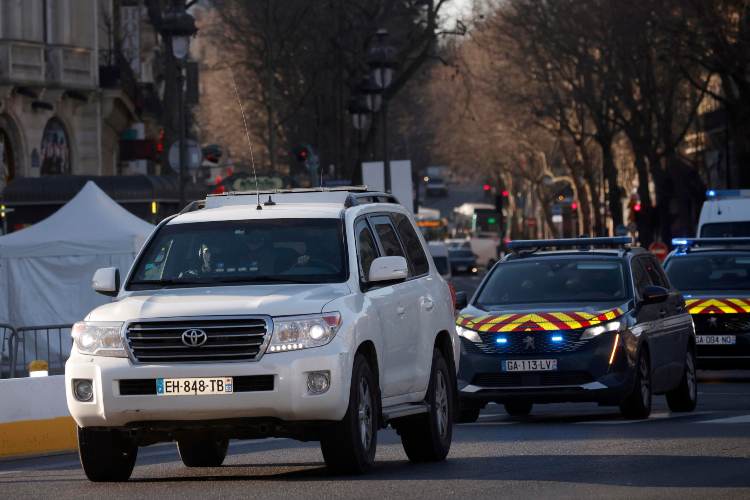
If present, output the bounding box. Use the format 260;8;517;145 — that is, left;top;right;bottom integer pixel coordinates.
40;118;71;176
0;127;15;190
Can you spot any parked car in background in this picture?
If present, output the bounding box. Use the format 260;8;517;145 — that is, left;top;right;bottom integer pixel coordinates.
428;242;452;281
448;247;478;275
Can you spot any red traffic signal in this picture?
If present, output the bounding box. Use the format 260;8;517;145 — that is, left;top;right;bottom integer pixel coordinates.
633;202;642;212
571;201;578;210
483;184;491;191
501;190;510;198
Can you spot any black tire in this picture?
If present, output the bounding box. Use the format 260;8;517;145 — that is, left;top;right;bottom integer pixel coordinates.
504;401;533;416
77;427;137;482
177;435;229;467
620;348;652;420
457;406;481;423
320;353;378;474
666;347;698;412
399;349;454;463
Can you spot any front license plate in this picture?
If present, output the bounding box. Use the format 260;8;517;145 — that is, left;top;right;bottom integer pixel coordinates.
696;335;736;345
504;359;557;372
156;377;233;396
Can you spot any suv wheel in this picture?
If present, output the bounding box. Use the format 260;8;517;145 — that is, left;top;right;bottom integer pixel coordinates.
320;353;378;474
177;435;229;467
620;348;652;419
398;348;454;463
666;347;698;412
78;427;137;482
504;401;533;416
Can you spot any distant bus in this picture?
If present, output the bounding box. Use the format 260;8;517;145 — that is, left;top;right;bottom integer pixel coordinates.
452;203;503;267
416;207;449;241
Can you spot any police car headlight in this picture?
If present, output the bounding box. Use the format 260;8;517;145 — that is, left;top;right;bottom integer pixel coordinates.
267;313;341;353
72;322;127;357
581;320;622;340
456;325;482;343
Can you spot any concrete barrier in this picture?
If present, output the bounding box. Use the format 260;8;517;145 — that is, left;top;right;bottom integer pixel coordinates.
0;375;76;458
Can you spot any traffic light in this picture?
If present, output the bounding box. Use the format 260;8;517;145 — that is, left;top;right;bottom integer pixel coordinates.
501;190;510;198
294;146;309;163
633;202;642;212
483;183;491;192
571;201;578;211
0;204;6;219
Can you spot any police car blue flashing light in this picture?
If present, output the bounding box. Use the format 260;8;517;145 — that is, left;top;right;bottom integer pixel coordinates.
551;335;563;343
671;237;750;252
496;337;508;344
706;189;716;197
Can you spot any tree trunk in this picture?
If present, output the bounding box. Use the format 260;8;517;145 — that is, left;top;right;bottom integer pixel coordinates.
633;153;654;248
600;140;624;232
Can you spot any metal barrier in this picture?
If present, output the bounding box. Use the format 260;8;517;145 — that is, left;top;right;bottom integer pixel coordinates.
0;323;16;379
10;324;73;378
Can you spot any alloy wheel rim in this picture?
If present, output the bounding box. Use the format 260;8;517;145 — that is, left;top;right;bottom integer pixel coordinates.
435;371;449;438
686;353;696;401
358;377;372;450
640;355;650;406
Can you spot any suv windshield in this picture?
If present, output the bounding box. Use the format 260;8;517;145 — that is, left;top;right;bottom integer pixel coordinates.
128;219;347;290
701;222;750;237
476;258;628;307
665;253;750;291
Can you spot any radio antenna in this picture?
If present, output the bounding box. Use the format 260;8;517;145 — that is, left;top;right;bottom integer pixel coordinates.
230;68;262;210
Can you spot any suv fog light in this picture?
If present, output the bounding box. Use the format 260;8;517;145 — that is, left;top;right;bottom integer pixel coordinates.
306;371;331;395
73;379;94;402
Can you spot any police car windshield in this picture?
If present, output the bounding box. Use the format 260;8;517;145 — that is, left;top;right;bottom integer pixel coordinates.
665;253;750;291
476;258;628;307
128;219;347;290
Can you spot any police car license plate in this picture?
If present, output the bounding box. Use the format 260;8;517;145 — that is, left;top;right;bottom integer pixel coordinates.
696;335;736;345
504;359;557;372
156;377;233;396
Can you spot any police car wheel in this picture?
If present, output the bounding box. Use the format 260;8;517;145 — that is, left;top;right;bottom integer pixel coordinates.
504;401;533;416
666;347;698;412
457;406;481;423
620;348;652;420
78;427;137;482
177;435;229;467
320;354;378;474
397;349;454;463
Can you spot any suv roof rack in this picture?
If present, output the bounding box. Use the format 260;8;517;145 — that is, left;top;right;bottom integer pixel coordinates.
203;185;399;210
672;237;750;252
507;236;633;257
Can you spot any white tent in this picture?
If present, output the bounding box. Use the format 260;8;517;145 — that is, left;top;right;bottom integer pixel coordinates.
0;181;154;328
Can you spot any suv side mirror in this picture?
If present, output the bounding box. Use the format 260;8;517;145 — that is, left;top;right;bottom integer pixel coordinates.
368;256;408;283
641;285;669;304
92;267;120;297
455;290;468;310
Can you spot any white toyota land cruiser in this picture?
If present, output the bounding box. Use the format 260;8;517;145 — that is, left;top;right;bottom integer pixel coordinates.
65;188;459;481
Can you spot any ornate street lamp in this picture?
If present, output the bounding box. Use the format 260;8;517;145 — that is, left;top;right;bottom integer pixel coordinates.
366;29;397;192
348;92;371;183
159;5;197;209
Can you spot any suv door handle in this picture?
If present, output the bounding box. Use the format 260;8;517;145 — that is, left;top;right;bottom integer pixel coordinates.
396;306;406;317
422;297;434;311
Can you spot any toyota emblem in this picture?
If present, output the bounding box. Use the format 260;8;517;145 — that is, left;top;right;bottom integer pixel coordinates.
181;329;208;347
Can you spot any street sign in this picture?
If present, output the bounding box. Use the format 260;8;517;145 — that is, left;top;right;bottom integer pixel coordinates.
649;241;669;261
168;139;202;172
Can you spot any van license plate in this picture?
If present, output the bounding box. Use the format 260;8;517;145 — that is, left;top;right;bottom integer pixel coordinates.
696;335;736;345
156;377;233;396
504;359;557;372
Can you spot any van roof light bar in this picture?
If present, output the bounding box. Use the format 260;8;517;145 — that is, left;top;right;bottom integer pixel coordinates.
507;236;632;254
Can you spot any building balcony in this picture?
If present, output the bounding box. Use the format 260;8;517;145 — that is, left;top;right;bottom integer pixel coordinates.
0;40;46;86
46;45;96;90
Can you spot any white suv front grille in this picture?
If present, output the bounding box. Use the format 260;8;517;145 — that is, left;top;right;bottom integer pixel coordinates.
125;317;271;363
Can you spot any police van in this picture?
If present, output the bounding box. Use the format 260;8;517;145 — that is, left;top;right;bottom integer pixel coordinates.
698;189;750;237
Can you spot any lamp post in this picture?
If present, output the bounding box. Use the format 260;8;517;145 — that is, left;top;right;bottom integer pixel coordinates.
366;29;397;192
348;90;371;184
159;5;197;209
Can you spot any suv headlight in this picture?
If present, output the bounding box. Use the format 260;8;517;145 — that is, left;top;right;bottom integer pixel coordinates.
267;313;342;353
581;320;622;340
72;322;127;357
456;325;482;343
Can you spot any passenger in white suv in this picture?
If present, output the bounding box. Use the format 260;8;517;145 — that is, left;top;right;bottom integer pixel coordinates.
66;188;459;481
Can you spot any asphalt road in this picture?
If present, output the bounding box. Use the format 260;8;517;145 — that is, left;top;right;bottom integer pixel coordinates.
2;373;749;499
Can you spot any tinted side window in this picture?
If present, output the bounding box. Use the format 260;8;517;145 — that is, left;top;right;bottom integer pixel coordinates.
632;258;651;297
644;256;668;288
370;216;406;258
392;213;429;276
355;221;379;281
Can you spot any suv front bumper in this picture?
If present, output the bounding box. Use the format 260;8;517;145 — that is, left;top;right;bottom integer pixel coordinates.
65;342;351;428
